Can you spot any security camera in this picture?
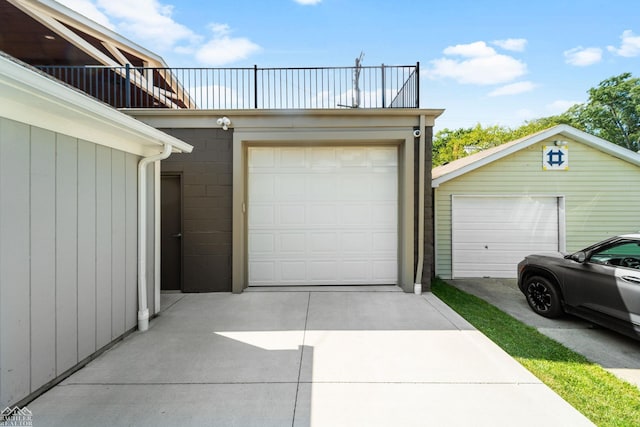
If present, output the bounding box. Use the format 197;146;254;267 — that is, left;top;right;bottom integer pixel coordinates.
413;129;422;138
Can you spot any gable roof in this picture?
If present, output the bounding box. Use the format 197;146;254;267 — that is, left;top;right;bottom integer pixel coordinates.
432;124;640;188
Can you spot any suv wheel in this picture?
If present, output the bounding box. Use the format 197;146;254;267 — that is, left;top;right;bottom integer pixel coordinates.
524;276;563;318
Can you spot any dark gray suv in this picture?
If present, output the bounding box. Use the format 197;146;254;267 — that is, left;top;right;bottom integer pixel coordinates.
518;234;640;340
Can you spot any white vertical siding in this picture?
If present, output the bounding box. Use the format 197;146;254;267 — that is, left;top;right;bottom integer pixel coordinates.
0;119;31;407
435;138;640;279
29;128;56;390
55;134;79;374
77;141;97;361
111;151;126;339
95;145;113;350
0;117;141;407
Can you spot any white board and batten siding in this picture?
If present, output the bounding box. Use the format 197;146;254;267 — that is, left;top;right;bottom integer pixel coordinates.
0;117;140;407
451;195;564;278
248;146;398;286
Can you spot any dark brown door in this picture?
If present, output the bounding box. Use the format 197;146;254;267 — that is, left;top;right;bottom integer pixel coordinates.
161;174;182;291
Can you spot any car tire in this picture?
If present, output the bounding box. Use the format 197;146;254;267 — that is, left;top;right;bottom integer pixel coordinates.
524;276;563;318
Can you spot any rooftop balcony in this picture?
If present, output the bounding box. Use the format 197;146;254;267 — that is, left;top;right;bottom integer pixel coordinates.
36;63;420;110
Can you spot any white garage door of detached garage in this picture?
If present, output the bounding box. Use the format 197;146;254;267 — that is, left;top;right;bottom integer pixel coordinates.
451;196;564;278
248;146;398;286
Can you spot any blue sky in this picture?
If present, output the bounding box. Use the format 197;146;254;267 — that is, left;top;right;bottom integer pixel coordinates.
58;0;640;131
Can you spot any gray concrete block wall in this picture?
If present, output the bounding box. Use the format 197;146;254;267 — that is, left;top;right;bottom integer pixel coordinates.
414;126;434;288
159;128;233;292
0;117;139;407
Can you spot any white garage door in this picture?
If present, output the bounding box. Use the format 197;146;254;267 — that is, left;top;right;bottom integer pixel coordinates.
452;196;560;278
248;146;398;286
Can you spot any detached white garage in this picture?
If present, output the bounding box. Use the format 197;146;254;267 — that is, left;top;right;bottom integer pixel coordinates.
248;146;398;285
433;125;640;280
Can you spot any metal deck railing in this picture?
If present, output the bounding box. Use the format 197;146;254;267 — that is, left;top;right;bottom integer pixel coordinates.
36;63;419;110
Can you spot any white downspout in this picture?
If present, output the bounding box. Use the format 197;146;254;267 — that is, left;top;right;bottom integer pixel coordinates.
138;143;172;331
414;115;426;294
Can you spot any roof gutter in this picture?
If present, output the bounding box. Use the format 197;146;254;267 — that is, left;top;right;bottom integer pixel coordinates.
137;143;172;331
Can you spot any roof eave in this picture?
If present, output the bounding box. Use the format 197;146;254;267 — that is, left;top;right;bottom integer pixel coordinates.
0;53;193;155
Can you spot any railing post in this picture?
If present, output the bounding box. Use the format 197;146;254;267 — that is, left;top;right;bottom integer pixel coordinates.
125;63;131;108
415;62;420;108
381;63;386;108
254;64;258;109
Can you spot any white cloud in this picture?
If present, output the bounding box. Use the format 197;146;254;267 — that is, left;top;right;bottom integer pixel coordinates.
95;0;200;51
195;23;261;66
546;100;580;114
428;41;527;85
56;0;114;29
443;41;496;57
564;46;602;66
607;29;640;57
488;81;535;97
492;38;527;52
294;0;322;4
56;0;261;66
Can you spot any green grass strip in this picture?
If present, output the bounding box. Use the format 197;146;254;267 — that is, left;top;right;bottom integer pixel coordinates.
431;279;640;427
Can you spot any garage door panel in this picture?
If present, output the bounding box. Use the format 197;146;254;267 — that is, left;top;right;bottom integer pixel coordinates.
309;175;339;201
280;148;306;167
250;148;275;167
309;261;340;281
279;204;305;225
341;232;370;252
341;175;370;199
249;233;275;253
454;242;559;252
452;196;559;279
342;261;370;280
373;232;397;252
372;204;397;225
249;146;397;286
279;233;306;253
373;261;397;282
281;262;306;281
453;229;558;244
341;204;372;225
248;205;275;226
249;175;275;200
310;148;336;168
250;261;275;283
371;147;397;165
309;232;338;253
277;176;306;200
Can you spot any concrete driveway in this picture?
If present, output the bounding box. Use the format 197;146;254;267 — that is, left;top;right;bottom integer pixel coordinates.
26;287;593;426
447;279;640;389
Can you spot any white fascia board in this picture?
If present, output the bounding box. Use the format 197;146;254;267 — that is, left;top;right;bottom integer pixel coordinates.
0;56;192;155
556;125;640;167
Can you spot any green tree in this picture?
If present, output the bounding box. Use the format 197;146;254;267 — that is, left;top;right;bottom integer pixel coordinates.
433;116;572;166
567;73;640;152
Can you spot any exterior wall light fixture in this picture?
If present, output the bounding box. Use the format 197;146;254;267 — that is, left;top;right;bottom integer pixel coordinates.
217;117;231;130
